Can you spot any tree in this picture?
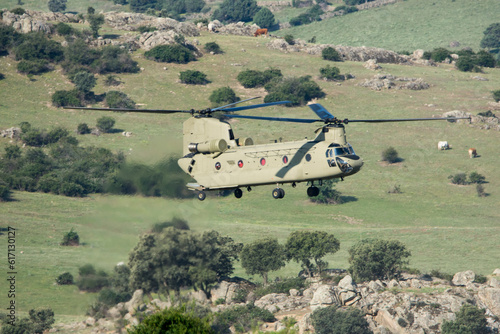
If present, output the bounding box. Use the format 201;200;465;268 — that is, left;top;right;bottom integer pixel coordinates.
253;7;275;29
209;87;240;106
480;23;500;49
264;76;325;106
285;230;340;277
105;91;136;108
96;116;116;133
212;0;260;23
311;306;371;334
381;146;400;163
48;0;67;12
240;238;286;285
88;13;105;39
129;305;215;334
72;71;96;93
180;70;209;85
348;239;411;282
441;304;489;334
310;179;343;204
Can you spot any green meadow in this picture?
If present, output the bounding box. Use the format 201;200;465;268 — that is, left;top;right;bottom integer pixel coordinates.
1;0;500;325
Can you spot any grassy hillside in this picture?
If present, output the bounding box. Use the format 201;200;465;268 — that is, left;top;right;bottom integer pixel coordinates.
1;22;500;326
277;0;500;51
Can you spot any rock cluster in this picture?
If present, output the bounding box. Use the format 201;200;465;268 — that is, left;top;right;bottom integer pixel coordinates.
443;110;500;131
208;20;261;37
51;269;500;333
359;74;430;90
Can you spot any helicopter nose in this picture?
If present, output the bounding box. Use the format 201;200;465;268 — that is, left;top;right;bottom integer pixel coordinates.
349;155;364;174
338;155;363;175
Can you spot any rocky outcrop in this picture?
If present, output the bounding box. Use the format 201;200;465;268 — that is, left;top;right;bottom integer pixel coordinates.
359;74;430;90
443;110;500;131
0;127;21;139
208;20;261;36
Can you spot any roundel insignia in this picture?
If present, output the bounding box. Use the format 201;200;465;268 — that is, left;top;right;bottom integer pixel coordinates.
238;160;244;168
215;162;221;170
260;158;266;166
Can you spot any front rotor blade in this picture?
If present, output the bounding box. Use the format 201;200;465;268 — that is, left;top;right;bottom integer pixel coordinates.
63;107;192;114
212;97;261;111
224;114;320;123
308;103;335;120
222;100;292;112
347;117;471;123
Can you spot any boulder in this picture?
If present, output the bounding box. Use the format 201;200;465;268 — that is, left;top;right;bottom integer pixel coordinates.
1;127;21;139
310;285;336;310
493;269;500;276
452;270;476;286
365;59;382;70
478;288;500;317
125;289;144;314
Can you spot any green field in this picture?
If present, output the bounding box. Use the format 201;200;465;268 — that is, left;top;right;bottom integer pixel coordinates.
1;2;500;326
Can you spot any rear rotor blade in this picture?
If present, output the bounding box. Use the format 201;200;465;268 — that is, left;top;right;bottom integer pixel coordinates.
222;100;292;112
346;117;471;123
308;103;335;120
224;114;320;123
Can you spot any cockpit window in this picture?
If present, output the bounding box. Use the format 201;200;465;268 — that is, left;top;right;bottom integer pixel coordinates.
334;147;351;156
347;144;355;155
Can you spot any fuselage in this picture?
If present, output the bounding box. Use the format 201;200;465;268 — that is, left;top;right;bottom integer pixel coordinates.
177;118;363;190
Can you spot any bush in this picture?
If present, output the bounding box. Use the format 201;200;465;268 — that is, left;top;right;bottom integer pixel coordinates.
17;59;50;75
77;123;91;134
430;269;454;282
237;68;282;88
93;45;140;74
493;90;500;102
284;34;295;45
381;147;400;163
96;116;116;133
348;239;411;282
46;127;69;144
179;70;209;85
254;277;307;299
442;304;489;334
475;50;496;68
152;217;190;233
480;22;500;49
76;264;109;292
137;25;157;33
14;32;64;62
48;0;67;12
204;41;223;54
0;185;12;201
478;110;496;117
106;90;136;108
476;184;487;197
319;65;344;81
468;172;485;184
144;44;196;64
212;0;260;23
311;179;343;204
55;22;73;35
11;7;26;15
430;47;451;62
264;75;325;106
60;182;85;196
97;287;131;306
448;173;468;185
61;228;80;246
56;272;74;285
456;56;476;72
213;304;275;333
311;306;371;334
104;74;121;86
37;174;61;193
72;71;96;93
129;306;215;334
52;89;82;107
209;87;240;106
21;129;45;147
322;47;342;61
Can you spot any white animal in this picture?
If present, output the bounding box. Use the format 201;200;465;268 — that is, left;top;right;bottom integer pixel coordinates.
438;141;449;150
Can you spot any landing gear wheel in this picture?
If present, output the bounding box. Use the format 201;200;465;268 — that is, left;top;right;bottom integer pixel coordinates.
234;188;243;199
197;191;206;201
272;188;284;199
307;186;319;197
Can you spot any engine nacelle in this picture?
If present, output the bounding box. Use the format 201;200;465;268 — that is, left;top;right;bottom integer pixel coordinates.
188;139;228;154
238;137;253;146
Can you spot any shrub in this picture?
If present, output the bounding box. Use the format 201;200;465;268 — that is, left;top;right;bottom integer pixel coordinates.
14;32;64;62
97;287;131;306
17;59;50;75
209;87;240;106
319;65;344;81
79;264;96;276
37;174;61;193
51;89;82;107
55;22;73;35
348;239;411;282
381;147;400;163
475;50;496;68
213;304;275;333
448;173;468;185
211;0;260;23
478;110;496;117
129;306;215;334
468;172;485;184
480;22;500;49
476;184;487;197
493;90;500;102
104;74;121;86
388;184;402;194
144;44;196;64
72;71;96;93
11;7;26;15
237;68;282;88
311;306;371;334
137;25;157;33
456;56;476;72
0;185;12;201
93;46;140;74
264;76;325;106
61;228;80;246
430;47;451;62
46;127;69;144
179;70;209;85
284;34;295;45
311;179;343;204
152;217;190;233
204;41;223;54
60;182;85;197
322;47;342;61
106;90;136;108
442;304;489;334
48;0;67;12
21;129;45;147
254;277;306;299
77;264;109;292
96;116;116;133
56;272;74;285
77;123;91;134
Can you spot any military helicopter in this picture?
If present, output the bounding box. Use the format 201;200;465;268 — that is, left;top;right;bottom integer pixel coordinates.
66;98;469;201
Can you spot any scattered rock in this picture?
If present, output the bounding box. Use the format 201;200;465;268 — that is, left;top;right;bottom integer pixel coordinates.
0;127;21;139
452;270;476;286
365;59;382;70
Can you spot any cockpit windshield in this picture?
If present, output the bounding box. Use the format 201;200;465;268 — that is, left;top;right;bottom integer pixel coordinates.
334;147;350;156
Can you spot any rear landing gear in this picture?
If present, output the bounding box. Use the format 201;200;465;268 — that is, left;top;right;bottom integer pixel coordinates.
234;188;243;199
197;191;206;201
307;186;319;197
272;188;285;199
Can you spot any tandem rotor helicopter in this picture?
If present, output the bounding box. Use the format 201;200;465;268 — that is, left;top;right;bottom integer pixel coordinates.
67;98;469;201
